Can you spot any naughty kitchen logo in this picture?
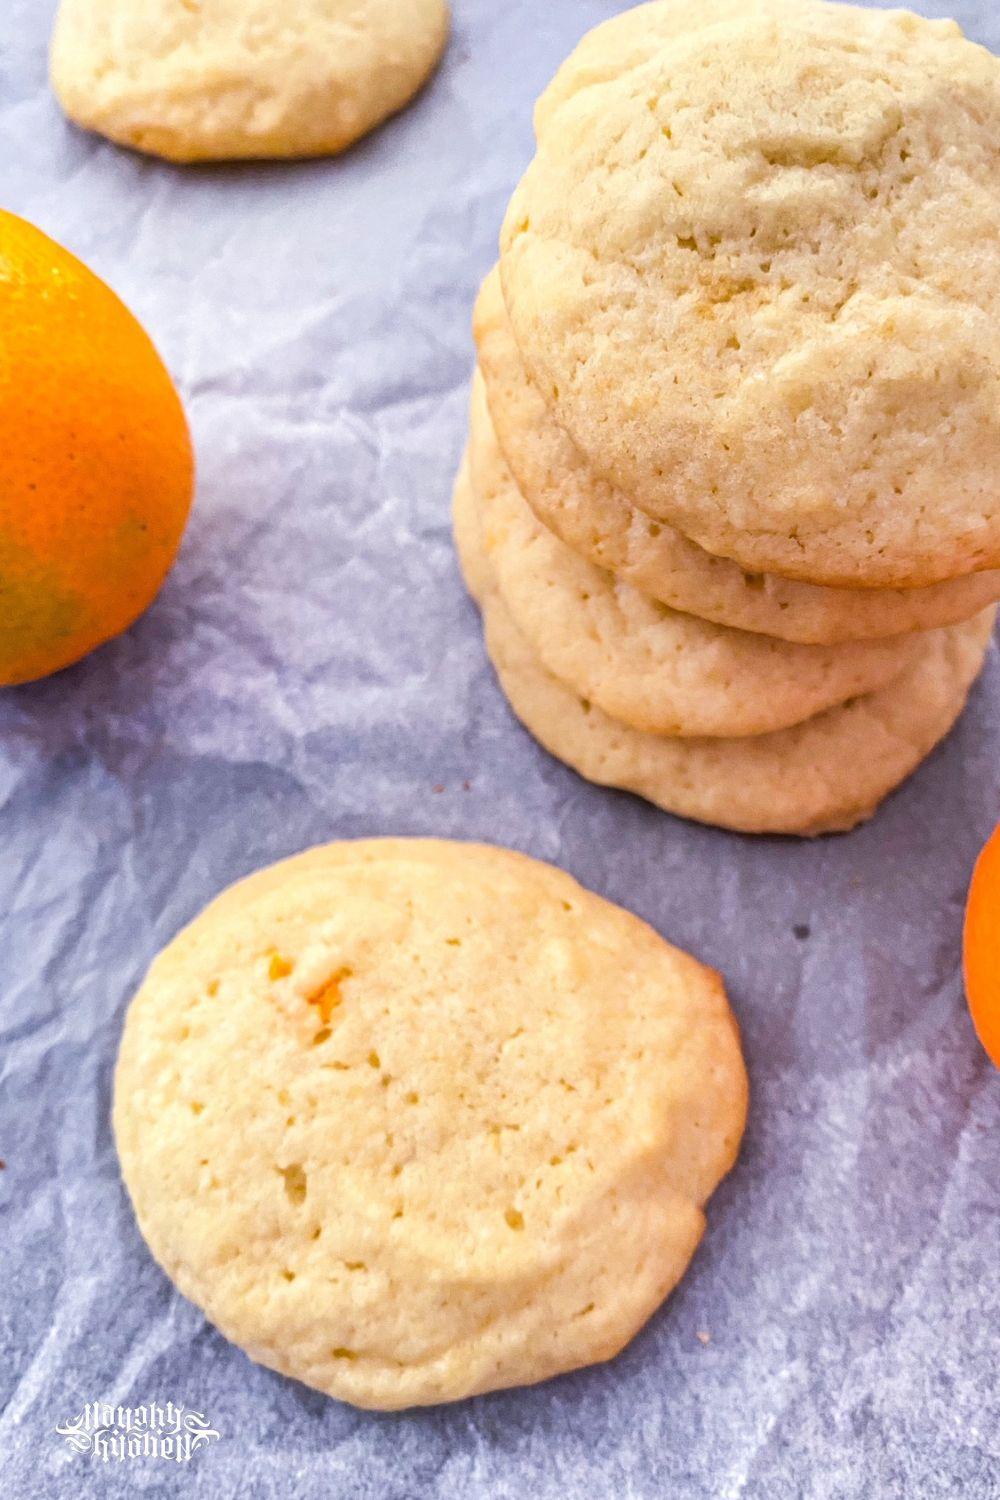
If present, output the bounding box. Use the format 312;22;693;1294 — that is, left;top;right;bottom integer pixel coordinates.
55;1400;220;1463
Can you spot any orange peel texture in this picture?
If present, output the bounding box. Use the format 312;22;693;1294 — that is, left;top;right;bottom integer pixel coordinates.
0;211;194;684
964;824;1000;1068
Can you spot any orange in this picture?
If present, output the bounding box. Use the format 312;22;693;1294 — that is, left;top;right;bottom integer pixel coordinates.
0;210;193;684
963;823;1000;1069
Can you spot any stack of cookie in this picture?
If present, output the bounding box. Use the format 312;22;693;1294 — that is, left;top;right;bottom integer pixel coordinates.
455;0;1000;836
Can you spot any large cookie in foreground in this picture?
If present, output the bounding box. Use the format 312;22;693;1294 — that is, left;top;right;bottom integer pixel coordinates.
114;838;748;1409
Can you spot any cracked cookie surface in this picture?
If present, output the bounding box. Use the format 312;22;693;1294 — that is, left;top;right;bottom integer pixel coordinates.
474;268;1000;643
500;1;1000;587
51;0;449;161
115;838;747;1408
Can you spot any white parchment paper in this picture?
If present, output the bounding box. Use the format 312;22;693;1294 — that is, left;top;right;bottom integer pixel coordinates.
1;2;998;1496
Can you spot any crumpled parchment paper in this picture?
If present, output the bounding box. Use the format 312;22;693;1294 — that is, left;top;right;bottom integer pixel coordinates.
1;2;998;1496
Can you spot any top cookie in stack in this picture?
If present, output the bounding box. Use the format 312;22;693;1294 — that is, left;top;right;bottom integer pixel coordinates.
455;0;1000;836
501;0;1000;589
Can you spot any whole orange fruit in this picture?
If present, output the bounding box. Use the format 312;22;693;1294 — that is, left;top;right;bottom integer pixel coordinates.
964;824;1000;1069
0;211;193;684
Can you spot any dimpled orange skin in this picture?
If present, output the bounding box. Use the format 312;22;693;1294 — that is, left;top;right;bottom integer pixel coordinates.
0;211;194;685
964;825;1000;1069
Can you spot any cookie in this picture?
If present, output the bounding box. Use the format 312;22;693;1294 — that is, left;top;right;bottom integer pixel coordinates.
466;572;996;836
531;0;791;141
500;2;1000;587
50;0;449;162
474;268;1000;644
452;451;493;604
114;839;748;1409
460;391;929;738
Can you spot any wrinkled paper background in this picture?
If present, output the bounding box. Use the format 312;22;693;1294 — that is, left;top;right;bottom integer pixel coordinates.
1;2;999;1496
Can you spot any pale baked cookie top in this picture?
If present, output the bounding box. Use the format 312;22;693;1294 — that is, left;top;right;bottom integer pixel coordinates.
462;386;929;738
501;1;1000;588
51;0;449;162
473;267;1000;645
114;839;747;1409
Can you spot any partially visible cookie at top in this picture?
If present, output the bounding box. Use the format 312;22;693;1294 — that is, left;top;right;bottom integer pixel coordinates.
114;838;748;1409
501;1;1000;588
50;0;449;162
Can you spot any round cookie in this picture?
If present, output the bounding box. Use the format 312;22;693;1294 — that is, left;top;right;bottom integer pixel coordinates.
500;2;1000;587
462;549;996;836
50;0;449;162
114;839;748;1409
473;269;1000;644
461;394;929;738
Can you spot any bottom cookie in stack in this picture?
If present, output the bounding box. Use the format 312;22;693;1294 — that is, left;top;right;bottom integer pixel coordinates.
454;450;996;838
